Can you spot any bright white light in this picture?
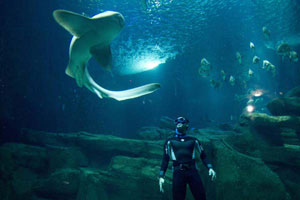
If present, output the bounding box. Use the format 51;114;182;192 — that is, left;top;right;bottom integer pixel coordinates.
134;57;164;72
246;105;255;113
252;89;263;97
144;60;161;70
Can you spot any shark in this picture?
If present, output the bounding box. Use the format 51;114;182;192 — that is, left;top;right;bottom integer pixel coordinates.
53;10;160;101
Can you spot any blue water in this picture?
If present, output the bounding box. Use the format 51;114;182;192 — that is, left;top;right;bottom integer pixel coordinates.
1;0;300;140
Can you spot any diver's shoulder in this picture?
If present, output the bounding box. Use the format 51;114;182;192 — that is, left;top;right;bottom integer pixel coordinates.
166;135;176;141
185;135;199;140
164;135;176;143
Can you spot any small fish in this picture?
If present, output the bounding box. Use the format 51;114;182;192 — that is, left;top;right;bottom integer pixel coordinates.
262;26;270;39
221;70;226;81
277;43;291;56
252;56;260;64
248;69;254;77
236;52;242;65
242;80;247;89
250;42;255;50
247;99;254;105
289;51;298;62
198;66;210;77
198;58;211;77
262;60;270;69
201;58;210;66
210;80;221;89
263;60;276;76
229;76;235;86
269;64;276;77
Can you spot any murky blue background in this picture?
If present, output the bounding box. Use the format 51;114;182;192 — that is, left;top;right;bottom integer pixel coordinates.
1;0;300;140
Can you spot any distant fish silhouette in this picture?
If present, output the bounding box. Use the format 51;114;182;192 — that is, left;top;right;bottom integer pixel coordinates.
53;10;160;101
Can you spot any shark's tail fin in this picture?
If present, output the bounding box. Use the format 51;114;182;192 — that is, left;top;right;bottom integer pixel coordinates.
83;67;160;101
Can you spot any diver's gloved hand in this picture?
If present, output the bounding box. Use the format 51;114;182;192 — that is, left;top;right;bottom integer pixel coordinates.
159;177;165;193
209;168;216;181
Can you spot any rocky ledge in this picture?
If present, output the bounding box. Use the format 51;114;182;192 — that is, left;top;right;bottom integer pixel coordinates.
1;124;298;200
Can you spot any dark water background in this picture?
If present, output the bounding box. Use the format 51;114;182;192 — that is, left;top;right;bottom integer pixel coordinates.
1;0;300;141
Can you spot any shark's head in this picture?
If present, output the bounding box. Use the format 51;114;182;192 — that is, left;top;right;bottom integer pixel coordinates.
92;11;125;29
91;11;125;42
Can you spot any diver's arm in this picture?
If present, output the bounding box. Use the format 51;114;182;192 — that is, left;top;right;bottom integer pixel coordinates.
195;139;213;169
159;140;170;178
159;140;170;193
196;139;216;180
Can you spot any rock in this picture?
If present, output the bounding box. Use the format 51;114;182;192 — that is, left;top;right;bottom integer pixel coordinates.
107;155;174;199
213;140;290;200
1;143;48;173
218;123;233;131
0;144;42;199
47;147;88;172
76;169;108;200
267;158;300;200
261;146;300;168
159;116;176;130
235;115;300;200
240;112;300;131
239;113;300;147
280;128;300;146
33;168;81;199
267;86;300;116
223;127;268;159
11;167;37;198
285;86;300;97
0;145;17;181
20;128;163;157
137;126;174;140
0;180;14;200
2;128;300;200
267;97;300;116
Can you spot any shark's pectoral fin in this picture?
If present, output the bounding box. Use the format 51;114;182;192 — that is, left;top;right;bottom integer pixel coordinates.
53;10;91;37
66;61;85;87
90;45;112;71
65;64;74;78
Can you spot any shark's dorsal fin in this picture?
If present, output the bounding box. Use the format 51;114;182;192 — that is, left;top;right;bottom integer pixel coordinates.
53;10;91;37
90;44;112;71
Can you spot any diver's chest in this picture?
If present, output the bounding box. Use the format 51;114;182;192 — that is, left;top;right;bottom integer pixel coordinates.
171;139;195;150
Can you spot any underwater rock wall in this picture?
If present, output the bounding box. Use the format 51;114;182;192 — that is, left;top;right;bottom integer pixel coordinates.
237;86;300;200
267;86;300;116
0;124;298;200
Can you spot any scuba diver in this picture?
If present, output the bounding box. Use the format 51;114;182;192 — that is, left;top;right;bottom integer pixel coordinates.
159;117;216;200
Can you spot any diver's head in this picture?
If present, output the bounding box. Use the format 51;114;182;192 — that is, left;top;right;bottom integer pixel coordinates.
175;117;189;136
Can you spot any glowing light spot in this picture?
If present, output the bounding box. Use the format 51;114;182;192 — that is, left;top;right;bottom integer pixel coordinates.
246;105;255;113
133;57;164;72
144;60;161;70
252;89;263;97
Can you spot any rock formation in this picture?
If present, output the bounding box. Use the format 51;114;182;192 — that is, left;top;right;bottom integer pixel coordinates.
2;87;300;199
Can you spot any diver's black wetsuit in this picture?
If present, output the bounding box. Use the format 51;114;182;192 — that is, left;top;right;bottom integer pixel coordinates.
159;135;212;200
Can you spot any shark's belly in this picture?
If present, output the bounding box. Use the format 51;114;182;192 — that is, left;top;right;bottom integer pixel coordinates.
69;37;93;63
